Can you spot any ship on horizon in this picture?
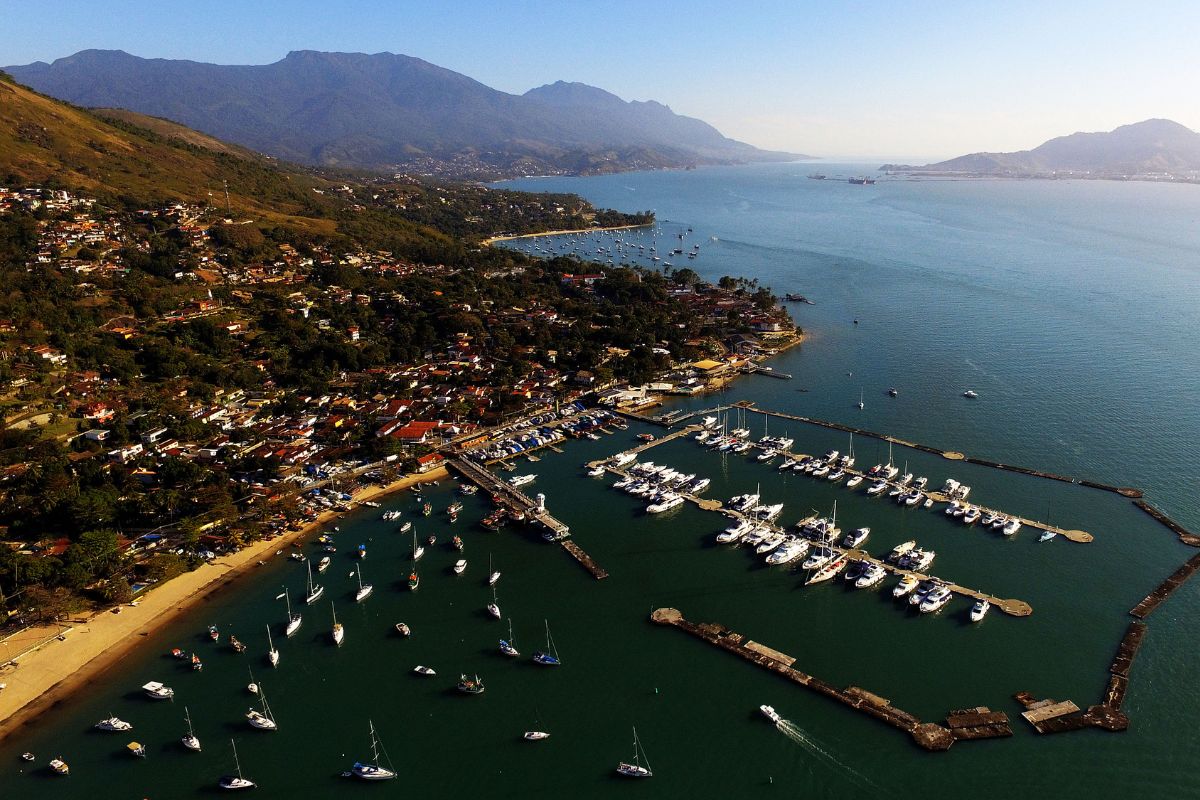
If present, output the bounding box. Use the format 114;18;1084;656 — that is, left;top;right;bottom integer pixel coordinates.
849;176;877;185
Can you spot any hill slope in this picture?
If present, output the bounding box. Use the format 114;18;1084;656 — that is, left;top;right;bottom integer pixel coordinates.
889;119;1200;176
6;50;800;175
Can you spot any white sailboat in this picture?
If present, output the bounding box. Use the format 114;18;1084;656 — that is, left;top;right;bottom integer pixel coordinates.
246;684;277;731
266;624;279;667
331;601;345;646
857;389;864;410
487;585;501;619
354;565;373;602
615;726;653;778
411;528;424;562
218;739;256;790
182;706;201;752
500;618;519;656
488;553;501;586
351;720;397;780
304;560;324;605
282;588;302;637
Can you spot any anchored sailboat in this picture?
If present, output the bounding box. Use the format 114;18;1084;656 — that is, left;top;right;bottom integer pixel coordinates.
266;624;280;666
615;726;653;778
182;706;201;752
350;720;397;780
304;560;324;605
500;618;519;657
218;739;255;790
246;684;278;731
354;564;373;602
331;601;345;646
282;588;302;637
532;619;561;666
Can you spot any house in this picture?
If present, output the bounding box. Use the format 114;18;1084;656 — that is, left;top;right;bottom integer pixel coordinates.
416;453;445;473
83;429;110;442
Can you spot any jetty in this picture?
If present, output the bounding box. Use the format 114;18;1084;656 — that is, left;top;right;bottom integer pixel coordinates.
1129;550;1200;619
651;608;1010;751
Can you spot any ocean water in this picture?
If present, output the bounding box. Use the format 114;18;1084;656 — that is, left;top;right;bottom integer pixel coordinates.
4;165;1200;798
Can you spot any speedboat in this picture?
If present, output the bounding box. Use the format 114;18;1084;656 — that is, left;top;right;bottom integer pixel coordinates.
412;665;435;676
142;681;175;700
524;731;550;741
963;390;978;399
95;716;133;732
846;475;864;488
842;527;870;548
920;585;953;613
893;574;919;597
856;563;887;589
760;705;782;724
866;481;888;496
970;599;991;622
395;623;411;637
454;559;467;574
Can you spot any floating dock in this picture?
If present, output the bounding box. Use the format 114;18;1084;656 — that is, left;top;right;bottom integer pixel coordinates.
651;607;978;751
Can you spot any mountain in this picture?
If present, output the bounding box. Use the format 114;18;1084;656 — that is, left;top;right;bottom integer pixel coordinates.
6;50;800;176
885;119;1200;177
0;71;339;229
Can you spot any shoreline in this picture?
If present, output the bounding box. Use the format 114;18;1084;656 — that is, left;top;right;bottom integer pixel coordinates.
481;222;653;246
0;465;447;744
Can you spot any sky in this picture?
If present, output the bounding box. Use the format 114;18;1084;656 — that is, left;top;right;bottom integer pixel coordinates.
2;0;1198;161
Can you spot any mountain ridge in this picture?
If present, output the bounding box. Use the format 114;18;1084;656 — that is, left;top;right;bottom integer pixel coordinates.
7;49;803;177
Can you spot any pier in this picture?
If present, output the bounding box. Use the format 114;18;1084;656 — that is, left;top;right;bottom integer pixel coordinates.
446;456;608;580
1133;500;1200;546
651;608;980;751
1129;550;1200;619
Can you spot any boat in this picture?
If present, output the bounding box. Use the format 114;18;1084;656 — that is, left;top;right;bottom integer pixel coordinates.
843;527;870;548
963;390;978;398
282;588;302;637
208;625;219;642
846;475;864;488
289;552;305;562
142;680;175;700
637;433;655;442
229;635;246;653
317;556;330;573
410;528;425;562
331;601;345;646
452;535;464;551
218;740;255;790
867;481;888;496
399;521;412;533
524;731;550;741
49;757;70;775
806;553;849;584
587;465;606;477
857;389;864;410
509;474;536;488
20;752;34;762
615;726;653;778
487;585;502;619
532;619;561;666
412;665;435;676
856;562;888;589
351;720;397;780
95;715;133;732
883;540;917;563
1003;519;1022;536
919;585;953;614
893;574;919;598
457;674;485;694
1040;530;1058;542
454;559;467;575
421;502;432;517
246;685;278;731
760;704;782;724
888;387;899;397
171;647;186;659
646;492;684;514
970;599;991;622
848;176;876;184
500;618;520;657
304;560;324;605
354;564;374;602
395;622;411;637
962;506;981;524
266;624;280;667
408;567;420;591
182;706;201;752
126;741;146;758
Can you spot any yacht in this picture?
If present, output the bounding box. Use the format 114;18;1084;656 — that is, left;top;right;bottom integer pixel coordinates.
1040;530;1058;542
351;720;397;780
412;665;436;676
729;493;760;512
647;493;684;514
1002;519;1022;536
893;574;919;598
266;625;280;667
846;475;864;489
587;465;606;477
805;553;848;584
524;731;550;741
142;681;175;700
920;585;953;613
395;623;411;637
842;527;870;548
980;511;998;527
766;538;808;565
717;519;752;544
760;705;782;724
856;563;887;589
509;474;536;487
49;758;69;776
811;463;831;477
990;515;1008;530
283;589;302;637
687;477;711;494
757;449;778;462
899;548;935;572
884;540;917;563
962;506;981;524
532;620;561;666
218;740;255;790
970;599;991;622
487;585;501;619
903;491;923;506
751;503;784;521
944;500;962;516
500;619;520;657
246;686;278;731
95;715;133;732
454;559;468;575
909;579;939;606
755;532;787;555
355;565;373;602
827;469;845;482
866;481;888;496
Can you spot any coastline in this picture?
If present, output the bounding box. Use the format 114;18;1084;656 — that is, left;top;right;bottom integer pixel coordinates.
481;222;653;246
0;465;447;743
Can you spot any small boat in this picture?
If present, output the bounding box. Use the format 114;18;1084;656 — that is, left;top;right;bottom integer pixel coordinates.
427;534;437;546
218;739;255;790
422;503;432;517
1040;530;1058;542
247;680;259;694
399;521;412;533
351;720;397;780
457;674;485;694
208;625;219;642
229;635;246;653
127;741;146;758
615;726;653;778
331;602;345;646
963;390;979;399
408;568;420;591
637;433;656;442
452;535;464;551
454;559;467;575
412;665;435;676
182;706;202;752
532;619;561;666
395;623;411;636
524;731;550;741
171;647;186;659
760;704;782;724
49;758;69;775
970;599;991;622
355;565;373;602
20;752;34;762
288;552;304;562
266;625;280;667
317;556;330;573
888;388;899;397
95;715;133;732
142;681;175;700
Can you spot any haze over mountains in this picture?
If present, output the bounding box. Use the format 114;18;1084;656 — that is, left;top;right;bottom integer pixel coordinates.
884;119;1200;178
6;49;798;177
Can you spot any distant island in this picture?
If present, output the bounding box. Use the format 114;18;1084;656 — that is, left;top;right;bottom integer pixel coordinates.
5;49;805;179
882;119;1200;182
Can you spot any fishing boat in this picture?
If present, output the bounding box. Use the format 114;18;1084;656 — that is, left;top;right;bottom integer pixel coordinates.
266;625;280;667
615;726;653;778
760;704;782;724
218;740;255;790
395;622;411;636
452;535;464;551
500;618;520;657
229;635;246;653
532;619;561;666
412;665;435;676
304;560;324;605
127;741;146;758
246;685;278;731
457;674;485;694
408;567;420;591
142;680;175;700
282;588;302;637
487;585;501;619
191;652;203;671
454;559;467;575
331;602;345;646
208;625;219;642
351;720;397;780
182;706;201;752
355;565;373;602
95;715;133;732
970;599;991;622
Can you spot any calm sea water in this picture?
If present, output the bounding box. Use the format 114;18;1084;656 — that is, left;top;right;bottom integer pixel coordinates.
4;165;1200;798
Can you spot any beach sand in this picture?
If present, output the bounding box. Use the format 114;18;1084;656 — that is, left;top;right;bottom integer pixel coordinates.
0;465;448;743
481;222;652;246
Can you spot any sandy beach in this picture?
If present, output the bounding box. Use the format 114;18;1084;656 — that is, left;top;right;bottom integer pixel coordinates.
481;222;653;246
0;465;447;743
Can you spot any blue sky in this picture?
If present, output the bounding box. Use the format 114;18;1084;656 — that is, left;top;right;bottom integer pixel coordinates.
3;0;1197;160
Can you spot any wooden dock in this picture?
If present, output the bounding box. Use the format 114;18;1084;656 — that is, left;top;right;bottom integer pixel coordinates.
651;608;959;751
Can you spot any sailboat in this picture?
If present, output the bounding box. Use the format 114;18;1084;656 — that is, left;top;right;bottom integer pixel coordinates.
355;565;373;602
304;560;324;605
411;528;425;562
218;739;256;790
487;585;501;619
351;720;397;780
615;726;653;778
524;709;549;740
857;389;864;410
282;588;302;637
488;553;501;586
331;601;345;646
500;618;519;657
182;706;201;752
246;684;277;731
266;624;280;667
532;619;561;666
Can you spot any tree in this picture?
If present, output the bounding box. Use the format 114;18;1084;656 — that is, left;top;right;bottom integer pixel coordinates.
23;585;76;622
101;576;134;604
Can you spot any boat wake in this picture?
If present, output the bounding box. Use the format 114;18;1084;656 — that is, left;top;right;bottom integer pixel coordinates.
774;718;878;790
